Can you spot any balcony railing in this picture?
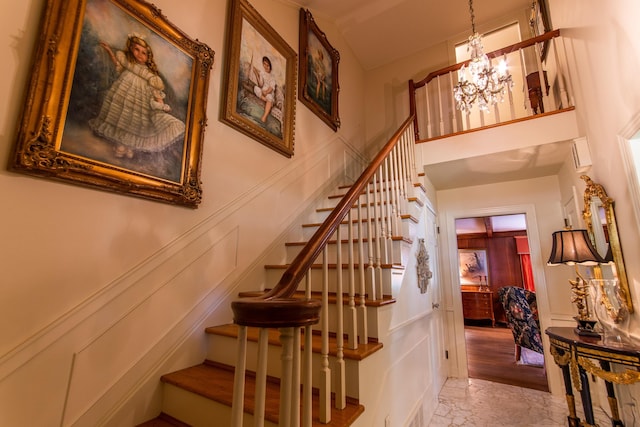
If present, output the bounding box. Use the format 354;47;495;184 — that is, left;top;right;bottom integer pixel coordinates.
409;30;573;141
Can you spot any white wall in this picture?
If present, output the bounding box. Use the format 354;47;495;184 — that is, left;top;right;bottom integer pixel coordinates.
549;0;640;332
548;0;640;420
0;0;368;425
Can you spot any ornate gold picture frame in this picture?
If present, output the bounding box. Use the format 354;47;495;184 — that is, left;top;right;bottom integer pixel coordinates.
10;0;214;208
298;9;340;131
221;0;297;158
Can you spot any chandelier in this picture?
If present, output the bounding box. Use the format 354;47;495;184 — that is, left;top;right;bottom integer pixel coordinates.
453;0;513;113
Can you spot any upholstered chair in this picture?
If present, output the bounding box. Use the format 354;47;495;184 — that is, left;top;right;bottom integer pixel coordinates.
498;286;544;361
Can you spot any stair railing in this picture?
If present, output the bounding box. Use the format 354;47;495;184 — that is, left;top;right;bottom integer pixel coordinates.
231;115;417;426
409;30;574;141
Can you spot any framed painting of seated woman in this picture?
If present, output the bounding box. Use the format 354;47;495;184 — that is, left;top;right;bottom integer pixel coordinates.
10;0;214;207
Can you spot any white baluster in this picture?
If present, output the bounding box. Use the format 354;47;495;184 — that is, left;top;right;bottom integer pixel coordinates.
253;328;269;427
320;246;331;423
424;84;432;139
388;149;400;239
365;182;376;300
279;327;294;427
408;124;418;181
436;75;445;136
231;325;248;427
347;210;357;349
302;274;312;427
448;70;458;133
335;220;346;410
374;170;384;299
380;161;390;264
356;197;368;345
302;323;312;427
384;157;394;263
290;327;301;427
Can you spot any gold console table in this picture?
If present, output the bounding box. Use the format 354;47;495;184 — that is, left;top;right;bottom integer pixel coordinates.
546;327;640;427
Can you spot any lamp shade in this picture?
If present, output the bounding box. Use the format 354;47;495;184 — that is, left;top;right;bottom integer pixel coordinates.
547;229;607;266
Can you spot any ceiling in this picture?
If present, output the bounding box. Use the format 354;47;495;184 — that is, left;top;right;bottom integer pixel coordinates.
298;0;565;190
424;141;572;190
298;0;534;70
456;214;527;234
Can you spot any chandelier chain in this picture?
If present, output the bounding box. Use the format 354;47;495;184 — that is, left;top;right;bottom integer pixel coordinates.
453;0;514;113
468;0;476;34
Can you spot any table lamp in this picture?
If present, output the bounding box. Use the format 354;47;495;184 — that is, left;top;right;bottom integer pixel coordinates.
547;229;607;337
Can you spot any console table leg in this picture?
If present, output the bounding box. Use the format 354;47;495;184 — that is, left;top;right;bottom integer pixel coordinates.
600;360;625;427
560;361;581;427
578;365;597;426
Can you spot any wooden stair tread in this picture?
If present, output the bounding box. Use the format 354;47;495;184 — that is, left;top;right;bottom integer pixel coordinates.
161;361;364;426
205;324;384;361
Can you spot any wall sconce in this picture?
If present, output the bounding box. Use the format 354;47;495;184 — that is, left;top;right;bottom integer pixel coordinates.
547;229;607;336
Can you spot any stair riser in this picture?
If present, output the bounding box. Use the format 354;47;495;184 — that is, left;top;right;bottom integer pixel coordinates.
285;239;407;266
163;383;276;427
206;334;361;397
265;266;398;298
315;203;402;222
314;200;422;223
308;302;381;340
301;220;415;242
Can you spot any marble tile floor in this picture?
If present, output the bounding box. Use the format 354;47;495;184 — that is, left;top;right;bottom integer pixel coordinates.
428;378;611;426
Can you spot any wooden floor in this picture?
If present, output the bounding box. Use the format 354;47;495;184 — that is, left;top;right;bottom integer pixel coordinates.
464;325;549;392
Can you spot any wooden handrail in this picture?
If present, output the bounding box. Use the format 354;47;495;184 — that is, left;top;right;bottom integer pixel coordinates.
411;30;560;89
231;115;416;327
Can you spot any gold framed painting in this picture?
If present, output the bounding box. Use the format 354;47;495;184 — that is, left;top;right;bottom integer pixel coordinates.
298;9;340;131
221;0;297;158
10;0;214;208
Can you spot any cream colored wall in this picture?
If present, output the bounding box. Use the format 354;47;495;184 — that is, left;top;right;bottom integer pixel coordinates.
549;0;640;332
548;1;640;420
0;0;367;425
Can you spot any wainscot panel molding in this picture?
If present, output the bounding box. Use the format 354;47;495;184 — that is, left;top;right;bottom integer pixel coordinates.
0;133;367;427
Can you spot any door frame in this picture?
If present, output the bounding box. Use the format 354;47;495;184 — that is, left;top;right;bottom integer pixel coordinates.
442;203;552;391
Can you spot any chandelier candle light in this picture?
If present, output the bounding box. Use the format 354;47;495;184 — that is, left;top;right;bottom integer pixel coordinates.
454;0;513;113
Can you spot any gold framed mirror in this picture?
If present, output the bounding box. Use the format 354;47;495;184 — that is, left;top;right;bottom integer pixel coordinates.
581;175;633;312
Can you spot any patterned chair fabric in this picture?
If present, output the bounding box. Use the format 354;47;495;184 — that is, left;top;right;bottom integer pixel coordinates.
498;286;544;356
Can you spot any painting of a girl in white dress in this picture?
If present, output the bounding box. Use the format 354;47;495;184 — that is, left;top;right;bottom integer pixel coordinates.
61;0;192;183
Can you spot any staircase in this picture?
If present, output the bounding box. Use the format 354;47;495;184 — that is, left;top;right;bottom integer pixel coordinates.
139;118;424;426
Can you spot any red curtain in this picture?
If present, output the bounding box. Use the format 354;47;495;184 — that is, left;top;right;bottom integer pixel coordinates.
520;253;535;291
515;236;535;291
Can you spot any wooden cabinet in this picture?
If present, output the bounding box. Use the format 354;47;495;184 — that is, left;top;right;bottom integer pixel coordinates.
462;290;495;326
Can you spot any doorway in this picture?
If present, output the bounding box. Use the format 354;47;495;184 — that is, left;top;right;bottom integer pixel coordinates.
456;214;548;391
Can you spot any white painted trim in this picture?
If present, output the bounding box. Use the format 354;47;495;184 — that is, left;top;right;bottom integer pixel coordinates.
616;111;640;233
